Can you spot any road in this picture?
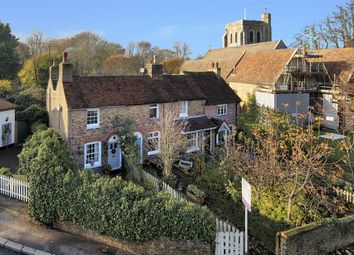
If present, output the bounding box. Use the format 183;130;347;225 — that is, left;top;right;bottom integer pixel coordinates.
0;195;131;255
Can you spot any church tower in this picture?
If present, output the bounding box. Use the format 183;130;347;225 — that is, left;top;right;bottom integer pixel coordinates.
222;12;272;48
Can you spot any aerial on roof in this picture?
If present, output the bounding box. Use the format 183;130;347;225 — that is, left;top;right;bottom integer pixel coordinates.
227;48;296;85
0;98;17;111
306;48;354;85
180;40;287;79
63;72;240;109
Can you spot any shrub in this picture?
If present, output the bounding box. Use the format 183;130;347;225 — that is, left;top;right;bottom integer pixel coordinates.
20;129;216;243
187;184;206;199
0;167;12;177
31;121;47;133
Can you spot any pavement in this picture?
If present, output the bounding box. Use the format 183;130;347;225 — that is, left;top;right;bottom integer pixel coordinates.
0;195;132;255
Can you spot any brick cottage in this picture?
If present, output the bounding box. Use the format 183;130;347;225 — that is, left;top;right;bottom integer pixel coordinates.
47;52;240;170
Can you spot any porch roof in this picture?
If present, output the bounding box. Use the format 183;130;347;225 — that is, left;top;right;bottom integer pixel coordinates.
183;116;218;133
0;98;17;111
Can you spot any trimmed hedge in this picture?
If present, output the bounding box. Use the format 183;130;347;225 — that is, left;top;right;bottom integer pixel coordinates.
19;129;215;243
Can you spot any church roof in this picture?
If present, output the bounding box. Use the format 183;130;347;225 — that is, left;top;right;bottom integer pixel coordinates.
180;40;287;80
226;48;297;85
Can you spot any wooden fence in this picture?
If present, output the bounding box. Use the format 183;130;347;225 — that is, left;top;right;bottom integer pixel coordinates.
215;218;244;255
141;170;183;200
0;174;29;202
333;187;354;204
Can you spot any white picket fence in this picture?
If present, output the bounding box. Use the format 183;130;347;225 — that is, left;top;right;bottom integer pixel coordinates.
141;170;183;199
215;218;244;255
333;187;354;204
0;174;29;202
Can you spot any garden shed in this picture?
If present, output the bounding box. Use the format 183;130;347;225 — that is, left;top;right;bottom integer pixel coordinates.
0;98;17;147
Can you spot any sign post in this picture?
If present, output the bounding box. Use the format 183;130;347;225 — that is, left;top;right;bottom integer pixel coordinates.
242;178;252;254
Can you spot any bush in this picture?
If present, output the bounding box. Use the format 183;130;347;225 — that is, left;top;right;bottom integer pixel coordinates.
20;129;216;243
31;121;47;133
0;167;12;177
187;184;206;199
16;104;48;126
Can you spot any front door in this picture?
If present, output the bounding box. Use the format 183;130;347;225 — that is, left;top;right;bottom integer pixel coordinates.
108;135;122;170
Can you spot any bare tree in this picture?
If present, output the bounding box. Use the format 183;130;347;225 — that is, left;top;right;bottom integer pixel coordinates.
156;103;187;177
125;41;136;57
173;42;191;59
292;0;354;49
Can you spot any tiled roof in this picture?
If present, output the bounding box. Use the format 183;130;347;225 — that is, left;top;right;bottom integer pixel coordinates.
306;48;354;85
63;72;240;109
0;98;17;111
183;116;218;132
180;40;287;80
227;48;296;85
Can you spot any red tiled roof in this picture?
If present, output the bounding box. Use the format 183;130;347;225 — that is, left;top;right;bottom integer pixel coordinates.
307;48;354;84
226;48;296;85
63;72;240;109
0;98;17;111
180;40;287;80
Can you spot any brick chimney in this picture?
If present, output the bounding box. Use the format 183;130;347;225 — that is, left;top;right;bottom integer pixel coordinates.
209;62;221;77
146;55;163;78
59;51;73;83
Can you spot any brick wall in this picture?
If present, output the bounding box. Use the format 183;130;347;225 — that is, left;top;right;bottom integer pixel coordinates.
53;221;212;255
276;215;354;255
67;100;205;167
205;103;237;124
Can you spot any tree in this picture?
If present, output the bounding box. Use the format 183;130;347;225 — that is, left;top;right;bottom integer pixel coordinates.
0;80;12;96
163;56;184;74
101;55;140;75
292;0;354;49
156;104;187;176
224;109;340;224
173;42;191;59
0;21;20;79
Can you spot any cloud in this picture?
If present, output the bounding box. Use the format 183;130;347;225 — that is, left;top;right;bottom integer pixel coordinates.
152;25;179;38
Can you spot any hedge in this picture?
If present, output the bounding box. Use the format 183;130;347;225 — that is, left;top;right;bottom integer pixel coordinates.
19;129;215;243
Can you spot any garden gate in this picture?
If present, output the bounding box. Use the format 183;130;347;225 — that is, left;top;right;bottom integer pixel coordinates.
215;218;244;255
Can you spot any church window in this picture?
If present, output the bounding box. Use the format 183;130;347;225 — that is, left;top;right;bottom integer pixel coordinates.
256;31;261;42
249;31;254;43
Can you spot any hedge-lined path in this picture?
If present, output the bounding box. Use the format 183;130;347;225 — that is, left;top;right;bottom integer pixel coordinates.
0;195;132;255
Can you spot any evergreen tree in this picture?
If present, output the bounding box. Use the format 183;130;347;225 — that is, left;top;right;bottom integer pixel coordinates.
0;21;20;79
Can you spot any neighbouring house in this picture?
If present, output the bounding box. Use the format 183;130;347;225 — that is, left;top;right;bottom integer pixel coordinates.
306;48;354;132
0;98;16;148
47;53;241;170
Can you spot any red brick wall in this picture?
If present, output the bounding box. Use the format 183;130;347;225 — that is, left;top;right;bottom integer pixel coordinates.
205;103;237;124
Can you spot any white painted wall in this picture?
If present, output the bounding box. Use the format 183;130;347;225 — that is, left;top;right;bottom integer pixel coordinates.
0;109;15;147
255;92;275;109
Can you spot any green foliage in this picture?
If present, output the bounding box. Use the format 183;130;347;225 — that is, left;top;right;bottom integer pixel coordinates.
187;184;206;199
239;94;261;133
31;121;47;133
0;79;12;96
21;129;215;243
0;21;20;80
16;104;48;126
0;167;12;177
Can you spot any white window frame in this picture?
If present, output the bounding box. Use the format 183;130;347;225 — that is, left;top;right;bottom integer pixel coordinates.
217;104;228;116
216;123;231;145
147;131;160;155
186;131;199;153
86;108;100;129
84;141;102;169
149;104;160;119
179;101;188;117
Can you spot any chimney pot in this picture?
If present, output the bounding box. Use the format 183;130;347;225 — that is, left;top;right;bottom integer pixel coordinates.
63;51;68;62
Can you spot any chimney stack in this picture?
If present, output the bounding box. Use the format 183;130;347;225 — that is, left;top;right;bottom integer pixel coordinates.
146;56;163;78
59;51;73;83
209;62;221;77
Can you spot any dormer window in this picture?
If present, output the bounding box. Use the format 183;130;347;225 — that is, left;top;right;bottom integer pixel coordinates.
179;101;188;117
87;108;100;129
217;104;228;116
149;104;159;119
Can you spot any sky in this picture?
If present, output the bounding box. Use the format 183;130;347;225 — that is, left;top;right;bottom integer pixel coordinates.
0;0;349;58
